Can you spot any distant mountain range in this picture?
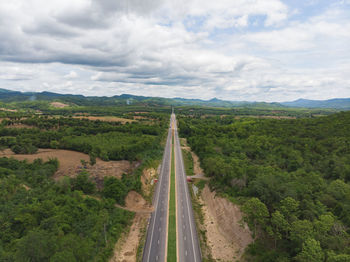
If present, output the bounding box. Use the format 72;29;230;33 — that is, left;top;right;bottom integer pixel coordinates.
280;98;350;109
0;88;349;109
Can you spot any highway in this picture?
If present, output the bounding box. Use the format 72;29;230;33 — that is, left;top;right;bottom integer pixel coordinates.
174;114;202;262
142;113;201;262
142;118;172;262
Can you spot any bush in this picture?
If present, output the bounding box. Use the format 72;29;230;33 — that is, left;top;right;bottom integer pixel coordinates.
102;177;127;205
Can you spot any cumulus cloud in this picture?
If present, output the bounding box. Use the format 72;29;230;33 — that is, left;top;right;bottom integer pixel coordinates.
0;0;349;101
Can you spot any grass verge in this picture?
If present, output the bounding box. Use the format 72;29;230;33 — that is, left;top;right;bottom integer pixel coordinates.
167;133;177;262
182;148;194;176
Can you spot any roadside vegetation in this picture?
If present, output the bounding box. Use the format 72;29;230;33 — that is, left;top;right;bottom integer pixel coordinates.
0;106;170;261
178;110;350;261
0;157;134;261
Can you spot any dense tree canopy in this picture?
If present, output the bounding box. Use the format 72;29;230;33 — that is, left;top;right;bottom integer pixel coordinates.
0;158;134;261
179;111;350;261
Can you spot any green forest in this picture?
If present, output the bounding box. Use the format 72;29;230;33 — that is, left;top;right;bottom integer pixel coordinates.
179;111;350;261
0;110;169;261
0;114;167;160
0;157;134;261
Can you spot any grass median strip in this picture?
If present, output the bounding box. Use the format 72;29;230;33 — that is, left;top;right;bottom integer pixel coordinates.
167;132;177;262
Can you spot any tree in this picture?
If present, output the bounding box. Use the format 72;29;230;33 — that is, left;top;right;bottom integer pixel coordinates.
268;211;290;248
279;197;299;223
89;151;97;166
242;198;269;239
50;140;59;149
290;220;314;245
71;172;96;194
295;238;324;262
102;177;127;205
15;230;56;262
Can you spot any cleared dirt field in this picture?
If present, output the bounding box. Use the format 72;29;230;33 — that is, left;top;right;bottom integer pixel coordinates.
5;124;34;129
50;102;70;108
0;108;17;112
72;116;135;123
0;149;138;187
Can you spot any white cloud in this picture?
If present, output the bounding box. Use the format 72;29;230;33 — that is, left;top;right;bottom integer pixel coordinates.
0;0;349;101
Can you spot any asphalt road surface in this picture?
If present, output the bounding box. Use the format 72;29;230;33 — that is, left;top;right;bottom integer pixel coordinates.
174;114;202;262
142;114;201;262
142;119;172;262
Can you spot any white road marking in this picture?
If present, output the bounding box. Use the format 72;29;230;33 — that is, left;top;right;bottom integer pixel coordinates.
145;129;171;262
174;121;198;262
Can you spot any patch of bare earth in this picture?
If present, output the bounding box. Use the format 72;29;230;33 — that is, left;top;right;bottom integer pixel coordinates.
0;108;17;112
141;167;157;197
200;185;252;261
5;124;34;129
0;149;138;187
181;138;207;179
50;102;70;108
110;191;151;262
72;116;135;124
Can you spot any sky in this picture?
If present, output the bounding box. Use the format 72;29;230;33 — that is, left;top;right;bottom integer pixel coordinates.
0;0;350;102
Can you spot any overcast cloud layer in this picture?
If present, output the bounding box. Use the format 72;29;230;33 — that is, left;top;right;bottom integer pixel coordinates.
0;0;349;101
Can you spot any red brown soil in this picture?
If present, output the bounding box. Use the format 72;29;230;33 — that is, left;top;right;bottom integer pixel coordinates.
110;213;149;262
110;191;152;262
72;116;135;123
5;124;34;129
200;185;252;261
0;108;17;112
50;102;70;108
141;168;157;197
0;149;138;187
181;138;207;179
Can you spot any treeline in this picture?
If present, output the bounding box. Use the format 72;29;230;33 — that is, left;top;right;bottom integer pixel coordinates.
0;116;167;161
176;106;335;118
179;112;350;261
0;157;133;261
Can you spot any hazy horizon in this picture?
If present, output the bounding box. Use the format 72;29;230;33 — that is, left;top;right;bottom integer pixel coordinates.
0;1;349;102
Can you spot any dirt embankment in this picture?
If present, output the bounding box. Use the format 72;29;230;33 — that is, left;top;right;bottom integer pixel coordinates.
110;213;148;262
200;185;252;261
141;167;157;198
0;149;137;188
181;138;206;179
111;191;151;262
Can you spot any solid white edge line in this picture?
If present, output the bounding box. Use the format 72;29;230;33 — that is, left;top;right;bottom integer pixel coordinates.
146;124;171;262
174;115;198;262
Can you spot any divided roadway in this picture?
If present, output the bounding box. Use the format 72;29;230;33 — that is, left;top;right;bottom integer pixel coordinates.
142;119;172;262
142;113;201;262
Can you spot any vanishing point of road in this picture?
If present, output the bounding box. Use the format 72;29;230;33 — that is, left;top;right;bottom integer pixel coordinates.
142;113;201;262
